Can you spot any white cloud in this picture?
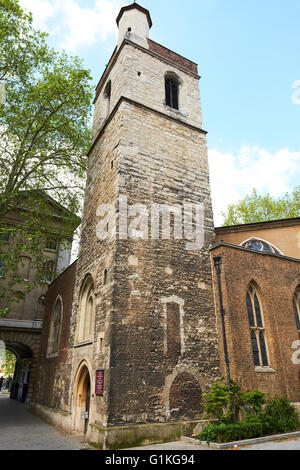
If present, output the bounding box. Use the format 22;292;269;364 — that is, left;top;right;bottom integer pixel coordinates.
19;0;59;31
20;0;127;51
208;146;300;226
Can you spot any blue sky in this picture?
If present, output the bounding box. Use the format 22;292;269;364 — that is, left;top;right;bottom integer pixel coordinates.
20;0;300;224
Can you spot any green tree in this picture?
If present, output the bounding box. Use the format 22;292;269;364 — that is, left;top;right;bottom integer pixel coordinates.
222;188;300;226
0;349;17;377
0;0;93;314
202;379;245;423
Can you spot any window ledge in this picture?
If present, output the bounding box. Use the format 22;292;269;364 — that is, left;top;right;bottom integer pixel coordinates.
163;103;188;119
46;352;59;359
255;366;277;374
74;340;93;348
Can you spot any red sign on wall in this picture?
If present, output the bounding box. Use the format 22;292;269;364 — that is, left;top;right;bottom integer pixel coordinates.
95;369;104;396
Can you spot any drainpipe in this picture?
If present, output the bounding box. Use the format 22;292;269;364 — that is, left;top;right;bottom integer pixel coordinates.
213;256;234;421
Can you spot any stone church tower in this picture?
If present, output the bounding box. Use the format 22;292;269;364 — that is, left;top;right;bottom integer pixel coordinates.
61;3;220;447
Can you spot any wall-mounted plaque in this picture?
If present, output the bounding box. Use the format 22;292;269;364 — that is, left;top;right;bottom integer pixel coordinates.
95;369;104;396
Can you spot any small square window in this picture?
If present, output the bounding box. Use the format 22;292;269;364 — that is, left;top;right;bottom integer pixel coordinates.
45;238;58;251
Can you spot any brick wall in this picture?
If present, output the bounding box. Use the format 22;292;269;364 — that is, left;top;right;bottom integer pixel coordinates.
33;261;77;410
148;39;198;75
211;244;300;402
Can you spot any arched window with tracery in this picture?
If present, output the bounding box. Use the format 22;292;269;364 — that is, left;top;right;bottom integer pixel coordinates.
47;297;63;357
246;284;269;367
293;287;300;339
241;238;281;255
77;276;95;344
165;76;179;110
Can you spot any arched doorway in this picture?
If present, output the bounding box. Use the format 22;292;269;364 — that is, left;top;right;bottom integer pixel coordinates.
0;340;33;402
0;328;41;404
73;364;91;437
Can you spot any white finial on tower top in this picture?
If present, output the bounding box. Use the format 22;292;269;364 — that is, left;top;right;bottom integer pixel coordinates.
116;3;152;48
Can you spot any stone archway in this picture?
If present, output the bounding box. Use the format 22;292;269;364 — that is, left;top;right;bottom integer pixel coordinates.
169;372;203;421
0;329;41;404
72;363;91;436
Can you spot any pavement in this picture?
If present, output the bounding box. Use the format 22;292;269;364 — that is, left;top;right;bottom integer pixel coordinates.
127;437;300;451
238;437;300;450
0;394;80;450
125;441;211;450
1;393;299;451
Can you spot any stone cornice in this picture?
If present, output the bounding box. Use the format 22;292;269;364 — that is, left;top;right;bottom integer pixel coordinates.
88;96;207;157
94;39;200;104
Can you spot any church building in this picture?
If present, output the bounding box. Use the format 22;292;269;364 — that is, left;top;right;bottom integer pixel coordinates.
32;3;300;449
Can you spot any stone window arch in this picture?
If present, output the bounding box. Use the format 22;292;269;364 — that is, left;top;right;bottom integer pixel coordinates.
293;287;300;339
47;297;63;357
76;275;96;344
165;72;181;110
104;80;112;118
246;283;269;368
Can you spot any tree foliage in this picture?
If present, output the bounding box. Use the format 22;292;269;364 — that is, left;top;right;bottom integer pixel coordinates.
0;0;93;313
0;0;93;217
222;188;300;226
202;378;266;424
0;349;17;377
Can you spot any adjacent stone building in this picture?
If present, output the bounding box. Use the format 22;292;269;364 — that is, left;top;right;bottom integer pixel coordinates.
32;3;300;449
0;191;79;403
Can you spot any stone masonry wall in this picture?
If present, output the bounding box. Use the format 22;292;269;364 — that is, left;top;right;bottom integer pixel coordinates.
65;108;123;428
106;99;220;425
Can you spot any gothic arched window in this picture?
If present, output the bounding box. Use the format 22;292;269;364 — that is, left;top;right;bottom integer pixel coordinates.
47;297;63;357
246;284;269;367
165;77;179;110
77;275;95;344
293;287;300;339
